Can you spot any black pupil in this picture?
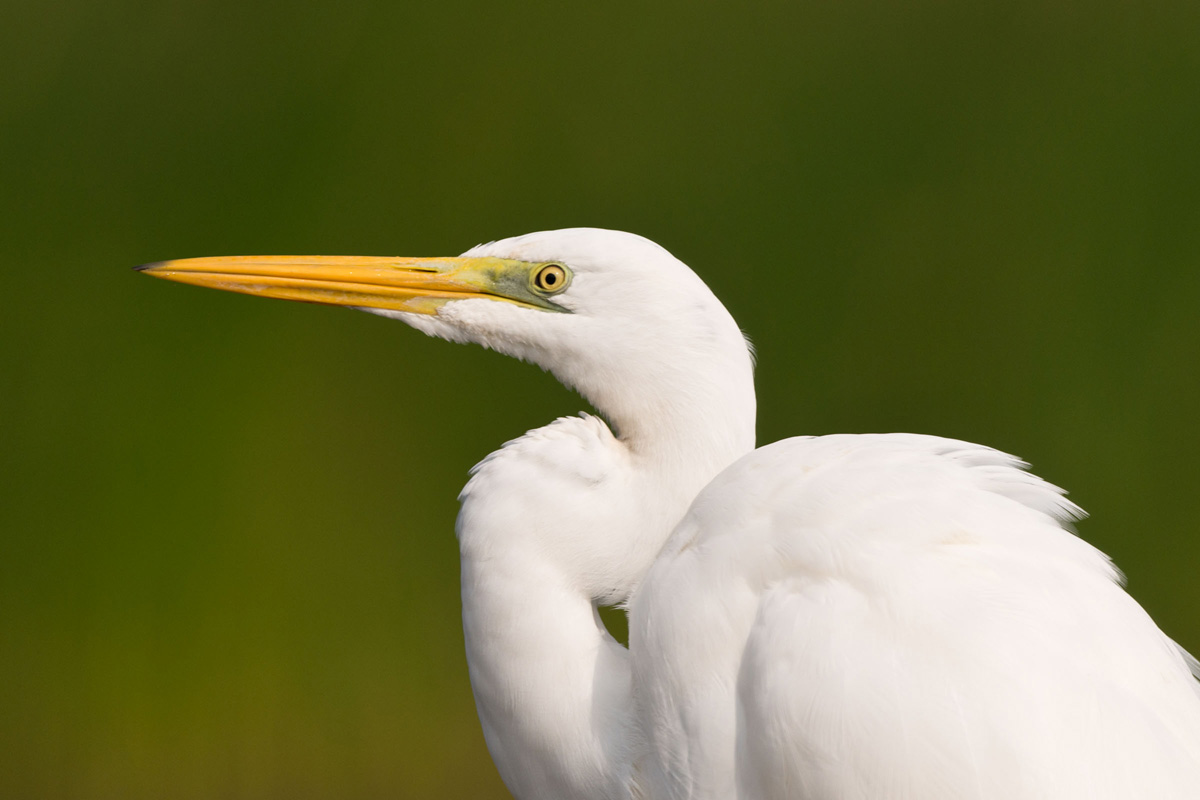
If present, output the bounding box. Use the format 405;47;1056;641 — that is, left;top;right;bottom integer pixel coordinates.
542;270;558;287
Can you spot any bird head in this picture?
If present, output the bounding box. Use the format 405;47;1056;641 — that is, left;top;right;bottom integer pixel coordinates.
138;228;755;450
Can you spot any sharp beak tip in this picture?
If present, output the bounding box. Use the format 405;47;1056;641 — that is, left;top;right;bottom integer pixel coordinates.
134;261;165;273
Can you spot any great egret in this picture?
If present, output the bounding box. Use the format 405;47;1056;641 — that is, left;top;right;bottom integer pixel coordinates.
139;228;1200;799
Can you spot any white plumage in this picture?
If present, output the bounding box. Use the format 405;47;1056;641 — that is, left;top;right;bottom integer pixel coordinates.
636;435;1200;799
141;228;1200;799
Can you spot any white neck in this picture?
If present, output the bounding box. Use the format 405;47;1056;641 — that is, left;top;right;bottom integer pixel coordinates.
381;227;760;796
456;372;755;799
460;542;637;798
450;240;758;797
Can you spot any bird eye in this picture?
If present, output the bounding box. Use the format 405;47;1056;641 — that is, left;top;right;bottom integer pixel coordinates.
532;263;569;294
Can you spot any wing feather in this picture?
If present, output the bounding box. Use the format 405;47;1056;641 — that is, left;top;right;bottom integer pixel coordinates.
632;434;1200;800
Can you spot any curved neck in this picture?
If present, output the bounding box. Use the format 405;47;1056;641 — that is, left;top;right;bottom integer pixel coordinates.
588;357;757;485
460;544;635;800
456;350;756;799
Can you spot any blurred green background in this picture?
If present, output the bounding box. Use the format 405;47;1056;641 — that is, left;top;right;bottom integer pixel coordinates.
3;1;1199;797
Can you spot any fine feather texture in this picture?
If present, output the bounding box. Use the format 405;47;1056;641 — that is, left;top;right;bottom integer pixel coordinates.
457;414;640;799
156;228;1200;799
633;435;1200;799
429;231;1200;800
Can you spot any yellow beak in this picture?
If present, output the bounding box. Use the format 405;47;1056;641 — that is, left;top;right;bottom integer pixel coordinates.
136;255;553;315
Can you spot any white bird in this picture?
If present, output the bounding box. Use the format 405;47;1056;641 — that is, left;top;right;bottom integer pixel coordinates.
139;228;1200;799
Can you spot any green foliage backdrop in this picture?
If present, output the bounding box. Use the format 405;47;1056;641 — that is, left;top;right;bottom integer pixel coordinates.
3;1;1198;797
